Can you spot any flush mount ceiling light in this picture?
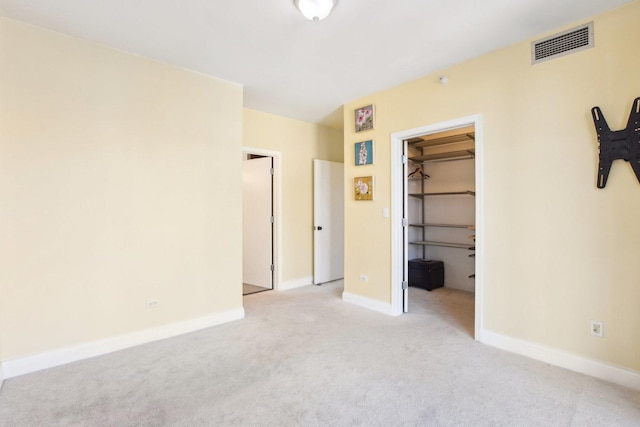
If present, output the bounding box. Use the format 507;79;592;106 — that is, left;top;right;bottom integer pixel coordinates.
295;0;335;22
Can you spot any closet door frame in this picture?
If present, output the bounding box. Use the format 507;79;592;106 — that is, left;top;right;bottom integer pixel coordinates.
390;114;484;341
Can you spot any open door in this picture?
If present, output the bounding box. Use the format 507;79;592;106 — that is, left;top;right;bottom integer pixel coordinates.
392;116;481;338
313;159;344;284
402;139;409;312
242;156;273;291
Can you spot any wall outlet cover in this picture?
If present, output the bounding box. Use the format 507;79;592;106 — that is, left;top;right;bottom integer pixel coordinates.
590;320;603;337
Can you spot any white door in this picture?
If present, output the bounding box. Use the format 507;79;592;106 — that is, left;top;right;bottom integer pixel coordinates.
243;156;273;288
402;140;409;312
313;159;344;284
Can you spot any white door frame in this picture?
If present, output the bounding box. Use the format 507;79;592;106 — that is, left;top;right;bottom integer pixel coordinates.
390;114;484;341
242;147;282;291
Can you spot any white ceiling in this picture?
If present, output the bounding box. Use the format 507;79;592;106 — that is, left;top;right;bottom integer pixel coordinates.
0;0;632;129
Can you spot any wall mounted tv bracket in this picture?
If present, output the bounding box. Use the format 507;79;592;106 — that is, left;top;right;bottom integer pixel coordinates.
591;97;640;188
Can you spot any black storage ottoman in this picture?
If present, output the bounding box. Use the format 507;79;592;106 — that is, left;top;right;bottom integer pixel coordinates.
408;259;444;291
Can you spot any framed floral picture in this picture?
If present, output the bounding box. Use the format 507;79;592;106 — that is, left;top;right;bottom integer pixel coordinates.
354;176;374;200
354;104;374;133
354;140;374;166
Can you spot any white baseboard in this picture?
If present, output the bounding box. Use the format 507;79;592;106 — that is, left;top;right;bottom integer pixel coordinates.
278;276;313;291
3;307;245;379
342;291;397;316
481;330;640;391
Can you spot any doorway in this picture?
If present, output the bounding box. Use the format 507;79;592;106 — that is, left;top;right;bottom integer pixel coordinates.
242;148;281;296
391;115;484;340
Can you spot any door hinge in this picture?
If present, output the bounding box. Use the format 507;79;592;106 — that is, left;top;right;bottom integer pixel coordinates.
402;281;408;290
402;155;408;164
270;167;274;175
270;264;274;272
402;218;408;227
270;216;274;224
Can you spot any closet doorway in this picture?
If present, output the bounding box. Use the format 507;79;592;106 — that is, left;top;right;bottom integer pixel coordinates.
242;148;281;296
390;115;484;340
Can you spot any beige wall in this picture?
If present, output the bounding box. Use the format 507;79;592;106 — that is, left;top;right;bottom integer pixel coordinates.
0;19;244;361
243;109;343;286
344;2;640;371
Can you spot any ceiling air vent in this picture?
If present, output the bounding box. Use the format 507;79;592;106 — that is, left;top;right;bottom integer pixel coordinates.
531;22;593;64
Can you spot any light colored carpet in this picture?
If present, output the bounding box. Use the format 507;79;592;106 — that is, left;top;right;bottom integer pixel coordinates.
1;281;639;426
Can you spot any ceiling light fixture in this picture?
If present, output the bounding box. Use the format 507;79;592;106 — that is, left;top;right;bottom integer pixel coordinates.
295;0;335;22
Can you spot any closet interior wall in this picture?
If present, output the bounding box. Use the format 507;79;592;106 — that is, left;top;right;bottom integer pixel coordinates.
407;127;476;293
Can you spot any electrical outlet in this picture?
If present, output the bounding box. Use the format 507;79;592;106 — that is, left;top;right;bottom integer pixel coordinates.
590;320;603;337
146;299;159;310
359;274;368;282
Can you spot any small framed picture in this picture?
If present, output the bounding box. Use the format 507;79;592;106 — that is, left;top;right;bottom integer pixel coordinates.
354;140;374;166
354;104;374;133
354;176;374;201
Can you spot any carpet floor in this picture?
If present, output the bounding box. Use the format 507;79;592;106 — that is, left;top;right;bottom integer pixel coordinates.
0;281;639;426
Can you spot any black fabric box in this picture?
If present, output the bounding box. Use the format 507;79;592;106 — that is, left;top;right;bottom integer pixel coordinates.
408;259;444;291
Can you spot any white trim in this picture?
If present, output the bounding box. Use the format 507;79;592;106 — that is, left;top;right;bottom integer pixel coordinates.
482;330;640;391
342;291;398;316
390;139;405;316
390;114;484;338
3;308;245;379
242;147;282;292
0;363;4;390
278;276;313;291
473;116;485;341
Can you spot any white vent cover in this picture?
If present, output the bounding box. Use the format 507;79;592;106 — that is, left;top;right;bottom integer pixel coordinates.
531;22;594;64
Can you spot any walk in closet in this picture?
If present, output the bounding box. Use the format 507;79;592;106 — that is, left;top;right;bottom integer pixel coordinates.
407;126;476;292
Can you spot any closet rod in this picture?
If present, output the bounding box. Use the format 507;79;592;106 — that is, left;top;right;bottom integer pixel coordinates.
409;149;475;163
409;223;474;229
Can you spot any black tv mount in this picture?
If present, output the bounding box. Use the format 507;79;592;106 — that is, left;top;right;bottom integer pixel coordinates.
591;97;640;188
